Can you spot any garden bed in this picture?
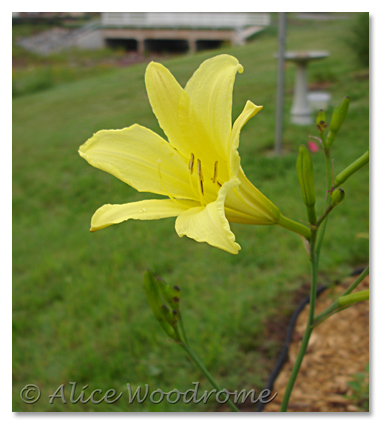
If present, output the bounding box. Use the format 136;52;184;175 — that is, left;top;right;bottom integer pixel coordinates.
264;272;369;412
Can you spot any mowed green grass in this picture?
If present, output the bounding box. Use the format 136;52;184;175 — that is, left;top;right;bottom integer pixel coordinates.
13;16;369;412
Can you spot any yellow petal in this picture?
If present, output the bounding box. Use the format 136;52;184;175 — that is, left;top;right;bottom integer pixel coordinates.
145;62;185;150
79;124;194;200
175;178;241;254
226;169;280;224
90;199;198;232
228;101;263;177
180;55;243;162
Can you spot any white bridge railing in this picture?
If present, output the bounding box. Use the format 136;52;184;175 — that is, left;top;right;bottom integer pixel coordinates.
101;12;270;29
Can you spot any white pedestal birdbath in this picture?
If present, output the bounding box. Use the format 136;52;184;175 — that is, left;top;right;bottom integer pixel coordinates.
285;51;329;125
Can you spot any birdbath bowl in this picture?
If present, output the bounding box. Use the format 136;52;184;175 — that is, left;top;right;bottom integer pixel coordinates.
285;51;329;125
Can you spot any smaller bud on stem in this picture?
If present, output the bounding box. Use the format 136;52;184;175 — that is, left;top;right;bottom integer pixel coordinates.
330;188;345;207
316;109;327;134
315;188;345;227
296;145;317;224
325;97;350;149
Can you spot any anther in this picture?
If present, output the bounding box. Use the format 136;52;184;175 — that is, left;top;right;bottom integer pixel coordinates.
197;159;203;181
189;153;194;174
197;159;204;195
199;180;204;195
212;161;218;183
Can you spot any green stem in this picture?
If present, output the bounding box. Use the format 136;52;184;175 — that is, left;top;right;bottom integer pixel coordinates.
177;313;189;345
342;266;369;296
311;266;369;328
280;229;318;411
281;134;357;410
278;214;311;240
315;204;334;228
179;341;240;412
311;300;340;328
324;148;333;191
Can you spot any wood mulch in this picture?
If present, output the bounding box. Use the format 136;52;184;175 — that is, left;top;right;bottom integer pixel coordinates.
264;274;369;412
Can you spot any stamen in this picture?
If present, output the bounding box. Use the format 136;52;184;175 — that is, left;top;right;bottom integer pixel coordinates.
212;161;218;183
197;159;204;195
187;157;206;206
189;153;195;174
194;159;205;203
197;159;203;181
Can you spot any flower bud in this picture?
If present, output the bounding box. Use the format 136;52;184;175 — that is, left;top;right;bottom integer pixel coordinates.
157;277;180;311
334;150;369;187
338;289;369;309
143;270;177;339
330;188;345;207
296;145;317;224
160;304;178;327
326;97;350;148
316;109;327;133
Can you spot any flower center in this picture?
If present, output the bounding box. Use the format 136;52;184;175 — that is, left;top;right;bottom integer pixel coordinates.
188;153;222;205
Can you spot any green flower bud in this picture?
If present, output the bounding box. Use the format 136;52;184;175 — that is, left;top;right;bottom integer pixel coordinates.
316;109;327;133
330;188;345;207
143;270;177;339
334;150;369;187
338;290;369;309
296;145;317;224
157;277;180;311
326;97;350;148
160;304;178;327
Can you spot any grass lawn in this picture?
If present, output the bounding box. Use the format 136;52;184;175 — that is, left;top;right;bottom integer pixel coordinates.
13;14;369;412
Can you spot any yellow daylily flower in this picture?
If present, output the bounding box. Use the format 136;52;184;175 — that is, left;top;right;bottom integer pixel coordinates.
79;54;310;254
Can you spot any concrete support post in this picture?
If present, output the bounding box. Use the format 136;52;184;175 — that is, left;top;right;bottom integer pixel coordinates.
188;38;197;53
137;38;144;54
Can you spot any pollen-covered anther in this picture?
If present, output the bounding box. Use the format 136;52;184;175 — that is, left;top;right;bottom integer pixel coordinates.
197;159;204;195
212;160;218;183
189;153;195;175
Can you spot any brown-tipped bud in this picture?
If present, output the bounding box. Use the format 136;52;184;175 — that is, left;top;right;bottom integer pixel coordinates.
316;109;327;133
161;304;177;326
330;188;345;207
157;278;181;311
326;97;350;148
144;271;177;339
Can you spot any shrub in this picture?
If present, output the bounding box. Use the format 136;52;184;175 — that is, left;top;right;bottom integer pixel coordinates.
346;13;369;68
